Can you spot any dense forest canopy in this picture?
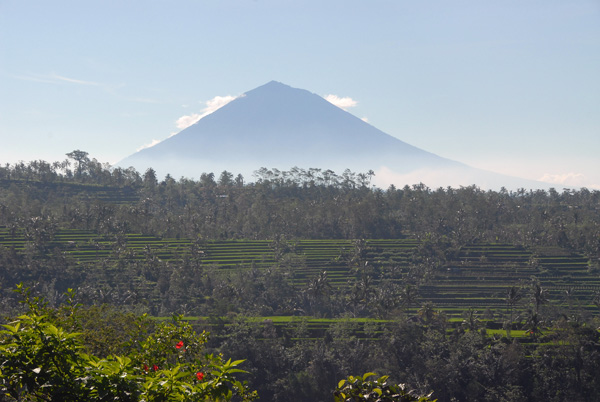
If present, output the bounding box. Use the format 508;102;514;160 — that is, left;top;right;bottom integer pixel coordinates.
1;152;600;401
1;152;598;249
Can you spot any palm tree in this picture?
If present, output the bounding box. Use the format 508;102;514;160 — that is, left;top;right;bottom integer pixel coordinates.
505;286;522;337
461;309;480;332
593;291;600;311
305;271;332;315
561;286;577;315
418;302;436;325
525;309;543;341
530;280;548;315
401;284;418;314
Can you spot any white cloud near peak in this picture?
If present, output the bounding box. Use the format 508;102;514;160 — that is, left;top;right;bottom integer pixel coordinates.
324;94;358;110
137;139;161;151
138;94;239;153
206;95;238;113
176;113;202;130
175;95;238;130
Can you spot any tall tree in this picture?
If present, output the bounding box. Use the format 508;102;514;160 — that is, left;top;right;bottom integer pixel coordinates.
66;150;90;179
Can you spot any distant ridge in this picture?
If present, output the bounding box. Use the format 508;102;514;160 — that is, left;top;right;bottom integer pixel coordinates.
119;81;552;190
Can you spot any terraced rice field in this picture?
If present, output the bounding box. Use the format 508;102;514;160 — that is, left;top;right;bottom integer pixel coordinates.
1;226;598;324
0;228;190;261
197;238;419;287
0;179;139;204
422;244;599;317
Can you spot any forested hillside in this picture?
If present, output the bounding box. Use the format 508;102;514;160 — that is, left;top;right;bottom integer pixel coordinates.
2;153;598;246
1;152;600;401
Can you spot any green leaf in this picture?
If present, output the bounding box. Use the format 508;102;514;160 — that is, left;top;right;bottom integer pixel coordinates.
1;323;21;333
362;372;377;381
224;369;247;374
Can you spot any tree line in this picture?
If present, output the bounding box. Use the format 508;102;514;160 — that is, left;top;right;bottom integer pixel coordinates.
1;151;599;252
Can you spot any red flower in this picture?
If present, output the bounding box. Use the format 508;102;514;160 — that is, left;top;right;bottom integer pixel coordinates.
152;364;159;371
196;372;204;381
143;364;149;372
176;341;184;349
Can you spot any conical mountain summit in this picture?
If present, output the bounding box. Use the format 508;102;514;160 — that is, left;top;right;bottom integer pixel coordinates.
119;81;548;190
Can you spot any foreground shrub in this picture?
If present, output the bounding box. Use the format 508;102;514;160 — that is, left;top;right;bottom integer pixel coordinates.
333;373;435;402
0;284;257;401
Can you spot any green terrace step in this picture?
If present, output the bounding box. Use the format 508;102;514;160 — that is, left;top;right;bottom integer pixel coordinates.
0;179;140;204
1;227;598;316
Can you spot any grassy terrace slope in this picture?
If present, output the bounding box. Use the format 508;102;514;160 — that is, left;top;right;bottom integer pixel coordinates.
1;227;598;320
423;243;599;317
199;238;420;287
0;179;139;204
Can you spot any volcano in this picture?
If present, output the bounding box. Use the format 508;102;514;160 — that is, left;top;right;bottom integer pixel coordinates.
119;81;549;190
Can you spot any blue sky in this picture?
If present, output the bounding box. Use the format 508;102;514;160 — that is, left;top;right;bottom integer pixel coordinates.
1;0;598;188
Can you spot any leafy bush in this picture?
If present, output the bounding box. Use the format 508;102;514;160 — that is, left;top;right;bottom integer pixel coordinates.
333;373;435;402
0;284;257;401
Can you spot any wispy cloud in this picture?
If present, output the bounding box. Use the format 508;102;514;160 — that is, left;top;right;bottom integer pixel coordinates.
136;139;161;151
12;74;58;84
50;73;101;86
324;94;358;110
175;95;239;130
13;73;159;103
14;72;101;86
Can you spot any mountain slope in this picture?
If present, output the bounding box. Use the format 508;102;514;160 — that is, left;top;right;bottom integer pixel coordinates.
119;81;550;190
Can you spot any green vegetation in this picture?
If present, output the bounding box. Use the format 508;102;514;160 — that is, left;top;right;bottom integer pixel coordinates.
334;373;435;402
0;285;256;401
1;152;600;401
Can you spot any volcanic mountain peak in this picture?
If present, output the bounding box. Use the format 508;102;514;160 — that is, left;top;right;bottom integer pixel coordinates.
247;80;295;94
119;81;551;190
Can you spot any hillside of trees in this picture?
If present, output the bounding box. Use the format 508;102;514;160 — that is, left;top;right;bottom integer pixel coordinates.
1;151;600;401
2;152;598;247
